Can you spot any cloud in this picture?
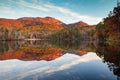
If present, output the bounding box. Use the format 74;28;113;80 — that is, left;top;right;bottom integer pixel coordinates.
1;7;15;14
11;0;49;12
23;4;49;12
45;4;102;25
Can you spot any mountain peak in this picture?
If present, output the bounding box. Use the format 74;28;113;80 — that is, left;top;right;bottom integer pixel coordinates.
75;21;89;27
68;21;89;27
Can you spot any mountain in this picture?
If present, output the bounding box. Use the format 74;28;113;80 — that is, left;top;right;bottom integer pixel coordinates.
18;17;63;26
0;17;89;29
0;17;64;30
68;21;89;27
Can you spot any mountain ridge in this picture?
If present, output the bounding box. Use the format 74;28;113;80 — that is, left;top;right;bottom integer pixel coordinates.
68;21;89;27
0;17;89;29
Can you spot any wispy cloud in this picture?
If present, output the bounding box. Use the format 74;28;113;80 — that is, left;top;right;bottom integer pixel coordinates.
45;4;102;24
11;0;49;12
1;6;15;14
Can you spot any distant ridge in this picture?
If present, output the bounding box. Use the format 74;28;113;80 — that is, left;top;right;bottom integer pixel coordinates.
68;21;89;27
0;17;89;29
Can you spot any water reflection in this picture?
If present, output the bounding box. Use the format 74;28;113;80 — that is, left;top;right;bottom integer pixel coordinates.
0;41;63;61
95;43;120;79
0;40;120;80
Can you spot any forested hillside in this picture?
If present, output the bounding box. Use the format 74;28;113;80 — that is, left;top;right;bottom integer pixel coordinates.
96;4;120;42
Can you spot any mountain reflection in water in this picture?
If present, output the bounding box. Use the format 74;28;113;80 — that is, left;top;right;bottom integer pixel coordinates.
0;40;120;80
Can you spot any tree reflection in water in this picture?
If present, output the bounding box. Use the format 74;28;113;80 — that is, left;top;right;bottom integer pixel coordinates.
95;42;120;80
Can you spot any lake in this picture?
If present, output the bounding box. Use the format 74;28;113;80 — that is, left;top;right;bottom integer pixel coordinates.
0;40;120;80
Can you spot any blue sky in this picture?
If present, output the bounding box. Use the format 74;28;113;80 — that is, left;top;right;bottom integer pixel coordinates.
0;0;117;25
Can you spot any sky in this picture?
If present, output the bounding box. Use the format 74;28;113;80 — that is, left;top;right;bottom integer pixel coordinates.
0;0;117;25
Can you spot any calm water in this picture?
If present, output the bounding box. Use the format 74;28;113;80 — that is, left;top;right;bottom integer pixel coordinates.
0;41;120;80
